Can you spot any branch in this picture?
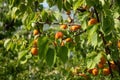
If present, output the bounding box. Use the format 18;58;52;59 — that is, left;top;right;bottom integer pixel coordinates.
74;29;86;36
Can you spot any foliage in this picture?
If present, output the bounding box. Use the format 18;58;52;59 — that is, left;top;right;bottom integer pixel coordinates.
0;0;120;79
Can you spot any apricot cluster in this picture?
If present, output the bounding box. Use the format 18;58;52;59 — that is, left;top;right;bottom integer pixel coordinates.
87;56;117;76
31;29;39;55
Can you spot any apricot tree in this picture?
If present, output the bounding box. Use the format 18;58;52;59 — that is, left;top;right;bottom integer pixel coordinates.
1;0;120;79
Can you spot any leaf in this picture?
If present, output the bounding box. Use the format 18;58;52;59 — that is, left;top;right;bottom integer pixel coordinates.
4;39;11;48
41;10;48;21
87;52;102;69
46;48;56;67
73;0;83;11
18;50;28;61
87;25;98;47
20;53;32;64
58;46;68;63
38;36;49;59
101;10;114;34
57;0;63;11
63;1;71;11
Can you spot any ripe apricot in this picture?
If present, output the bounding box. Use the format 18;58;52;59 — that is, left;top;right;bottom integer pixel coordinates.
110;61;116;70
31;47;38;55
98;63;104;68
117;40;120;48
99;56;106;64
103;68;110;75
60;24;67;29
70;25;81;31
92;68;98;76
33;29;39;35
33;39;38;46
88;18;97;26
55;32;63;39
65;38;72;42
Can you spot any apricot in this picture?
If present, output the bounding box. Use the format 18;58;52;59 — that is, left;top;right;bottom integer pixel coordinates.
88;18;97;26
33;39;38;46
98;63;104;68
70;25;81;31
92;68;98;76
65;38;72;42
55;32;63;39
60;24;67;29
31;47;38;55
99;56;106;64
103;68;110;75
110;61;117;70
117;40;120;48
33;29;39;35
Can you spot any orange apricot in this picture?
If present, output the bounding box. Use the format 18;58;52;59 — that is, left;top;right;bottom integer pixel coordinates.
55;32;63;39
88;18;97;26
33;29;39;35
103;68;110;75
98;63;104;69
31;47;38;55
70;25;81;31
117;40;120;48
65;38;72;42
60;24;67;29
33;39;38;46
110;61;117;70
99;56;106;64
92;68;98;76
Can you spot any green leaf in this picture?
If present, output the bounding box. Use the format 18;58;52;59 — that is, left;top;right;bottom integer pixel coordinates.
41;10;48;21
38;36;49;59
87;52;102;69
73;0;83;11
4;39;11;48
87;25;98;47
63;1;71;11
101;10;114;34
57;0;63;11
18;50;28;61
58;46;68;63
46;48;56;67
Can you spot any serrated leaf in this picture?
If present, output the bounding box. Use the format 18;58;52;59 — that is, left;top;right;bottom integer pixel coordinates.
87;25;98;47
58;46;68;63
46;48;56;67
87;52;102;69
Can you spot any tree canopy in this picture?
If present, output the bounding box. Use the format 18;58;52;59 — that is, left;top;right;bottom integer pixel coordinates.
0;0;120;79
